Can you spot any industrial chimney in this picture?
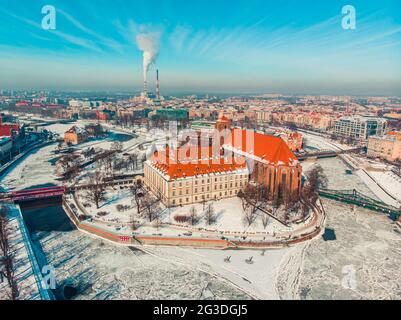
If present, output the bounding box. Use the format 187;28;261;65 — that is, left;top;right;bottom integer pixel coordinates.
156;69;159;99
143;78;147;97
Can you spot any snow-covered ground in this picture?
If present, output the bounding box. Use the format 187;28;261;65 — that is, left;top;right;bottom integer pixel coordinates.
78;189;293;235
365;171;401;203
0;205;42;300
277;198;401;300
357;170;400;208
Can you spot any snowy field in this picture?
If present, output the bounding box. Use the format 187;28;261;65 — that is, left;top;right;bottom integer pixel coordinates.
78;189;293;235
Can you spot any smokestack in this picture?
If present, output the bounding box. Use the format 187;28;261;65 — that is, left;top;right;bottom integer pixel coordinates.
156;69;159;99
136;31;160;99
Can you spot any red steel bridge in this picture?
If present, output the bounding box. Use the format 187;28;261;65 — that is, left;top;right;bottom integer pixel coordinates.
0;186;66;203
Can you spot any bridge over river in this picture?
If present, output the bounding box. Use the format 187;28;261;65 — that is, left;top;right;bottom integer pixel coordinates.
0;186;65;203
318;188;401;220
296;147;366;161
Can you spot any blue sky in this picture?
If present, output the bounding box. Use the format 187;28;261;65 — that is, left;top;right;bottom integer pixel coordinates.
0;0;400;95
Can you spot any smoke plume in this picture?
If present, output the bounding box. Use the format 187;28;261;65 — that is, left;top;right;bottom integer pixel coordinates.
136;31;160;82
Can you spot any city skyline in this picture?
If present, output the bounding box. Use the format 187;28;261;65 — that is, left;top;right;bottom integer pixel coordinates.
1;0;401;95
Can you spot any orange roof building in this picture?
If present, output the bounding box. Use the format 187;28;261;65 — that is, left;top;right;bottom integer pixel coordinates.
64;126;88;145
144;118;302;207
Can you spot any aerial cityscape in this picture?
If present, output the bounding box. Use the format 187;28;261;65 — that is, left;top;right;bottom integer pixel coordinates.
1;0;401;304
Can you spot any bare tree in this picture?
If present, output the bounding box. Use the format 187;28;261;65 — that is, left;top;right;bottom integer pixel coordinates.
201;198;207;211
243;204;258;227
141;193;161;222
302;165;327;206
271;187;283;217
204;203;215;225
306;165;328;192
111;141;123;153
87;171;106;209
130;153;138;170
261;213;269;229
0;206;18;300
189;206;198;226
131;180;144;214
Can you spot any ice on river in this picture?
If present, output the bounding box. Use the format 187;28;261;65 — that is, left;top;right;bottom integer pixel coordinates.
276;199;401;300
35;230;252;300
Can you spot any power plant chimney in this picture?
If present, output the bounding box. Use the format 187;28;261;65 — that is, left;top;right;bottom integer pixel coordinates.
143;79;147;97
156;69;159;99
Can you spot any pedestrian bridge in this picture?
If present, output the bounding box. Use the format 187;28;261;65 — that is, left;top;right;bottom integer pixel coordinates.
0;186;65;203
296;147;366;161
318;188;401;219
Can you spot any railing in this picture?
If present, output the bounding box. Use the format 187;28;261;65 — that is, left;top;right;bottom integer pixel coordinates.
318;188;401;217
296;147;365;160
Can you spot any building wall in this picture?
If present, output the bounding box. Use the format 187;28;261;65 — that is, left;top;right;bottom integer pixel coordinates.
144;161;248;207
251;162;302;196
368;134;401;161
0;137;12;156
64;132;86;145
334;117;387;140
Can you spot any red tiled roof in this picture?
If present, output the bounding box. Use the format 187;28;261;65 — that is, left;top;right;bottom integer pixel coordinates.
225;129;298;166
150;146;247;180
217;114;230;122
0;124;20;137
149;129;299;180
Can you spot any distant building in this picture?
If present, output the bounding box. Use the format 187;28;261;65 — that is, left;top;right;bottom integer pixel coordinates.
334;116;387;140
0;115;20;138
384;113;401;120
64;126;87;145
264;128;303;152
96;109;115;121
0;137;12;159
133;108;152;119
367;131;401;162
85;124;104;137
156;108;189;121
